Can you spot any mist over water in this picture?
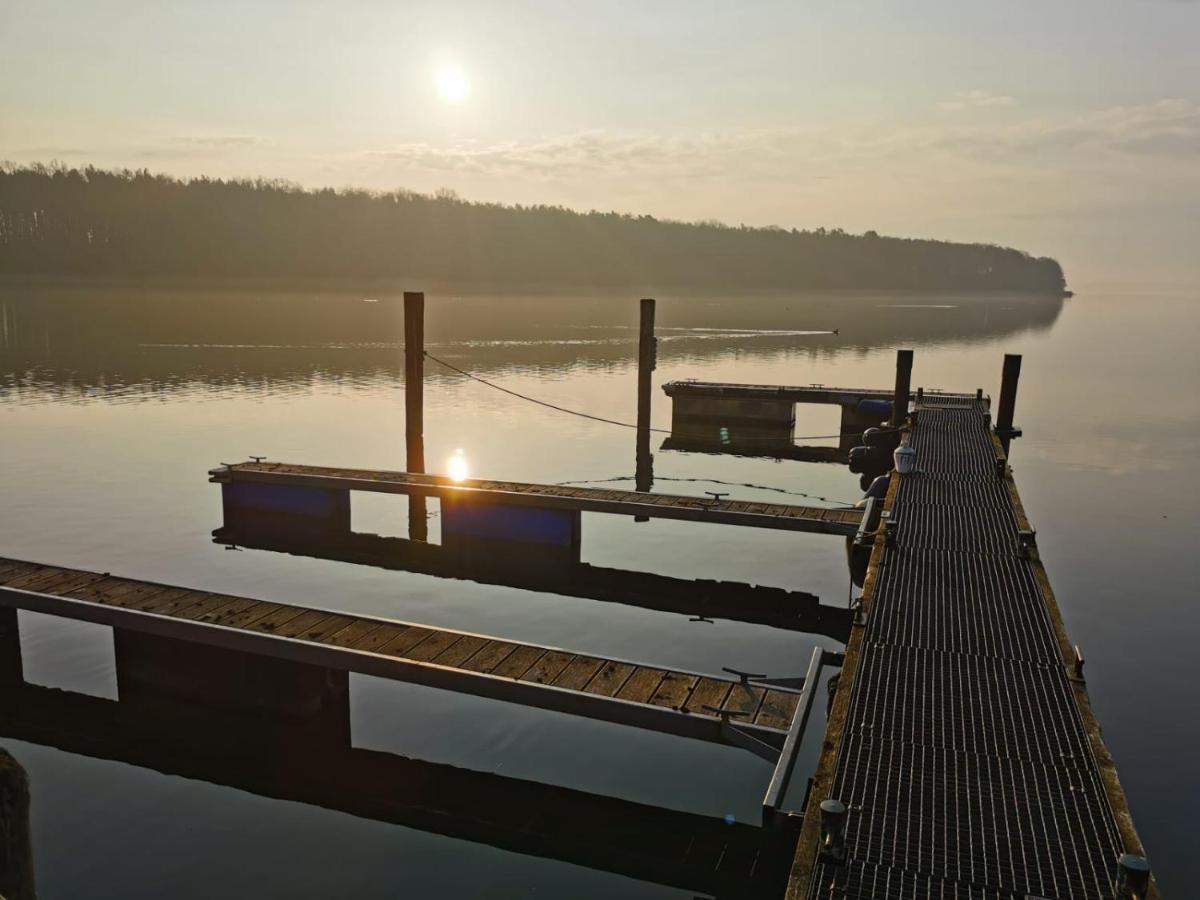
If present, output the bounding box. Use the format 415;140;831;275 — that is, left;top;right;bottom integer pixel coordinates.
0;282;1195;896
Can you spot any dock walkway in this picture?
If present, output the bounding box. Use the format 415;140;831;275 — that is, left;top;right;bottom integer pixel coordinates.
789;398;1147;897
0;557;804;741
209;462;863;536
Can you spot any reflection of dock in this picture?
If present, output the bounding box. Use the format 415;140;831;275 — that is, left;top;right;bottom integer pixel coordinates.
0;680;788;897
212;523;853;642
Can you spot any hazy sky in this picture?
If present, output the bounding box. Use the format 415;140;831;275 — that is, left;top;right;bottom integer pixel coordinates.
2;0;1198;285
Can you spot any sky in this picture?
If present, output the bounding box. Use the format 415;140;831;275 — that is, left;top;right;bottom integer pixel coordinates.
2;0;1198;286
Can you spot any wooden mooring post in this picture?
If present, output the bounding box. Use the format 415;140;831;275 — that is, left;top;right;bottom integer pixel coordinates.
891;349;913;428
0;748;36;900
635;298;656;512
996;353;1022;456
404;291;428;542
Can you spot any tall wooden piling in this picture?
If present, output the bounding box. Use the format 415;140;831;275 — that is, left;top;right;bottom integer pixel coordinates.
996;353;1022;456
404;291;428;542
635;298;656;499
891;349;913;428
0;748;36;900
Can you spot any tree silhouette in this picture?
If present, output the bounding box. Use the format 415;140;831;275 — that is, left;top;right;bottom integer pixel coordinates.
0;163;1067;294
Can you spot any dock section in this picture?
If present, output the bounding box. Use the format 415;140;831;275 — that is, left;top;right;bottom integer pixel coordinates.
0;557;809;749
209;462;862;537
662;380;980;459
789;396;1152;897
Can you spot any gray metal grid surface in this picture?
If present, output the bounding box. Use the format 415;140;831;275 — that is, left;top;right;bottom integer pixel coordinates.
809;405;1123;899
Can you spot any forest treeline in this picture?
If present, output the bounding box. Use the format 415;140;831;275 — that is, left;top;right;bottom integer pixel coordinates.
0;164;1066;293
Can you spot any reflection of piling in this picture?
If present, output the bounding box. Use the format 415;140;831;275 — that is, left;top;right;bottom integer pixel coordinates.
1;607;21;684
891;349;913;429
996;353;1022;456
404;291;427;542
635;298;656;508
0;748;36;900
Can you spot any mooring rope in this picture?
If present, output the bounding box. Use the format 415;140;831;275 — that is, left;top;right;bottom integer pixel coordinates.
554;474;856;507
423;350;900;443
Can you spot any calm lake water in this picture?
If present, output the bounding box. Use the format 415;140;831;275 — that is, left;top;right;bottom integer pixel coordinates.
0;282;1196;897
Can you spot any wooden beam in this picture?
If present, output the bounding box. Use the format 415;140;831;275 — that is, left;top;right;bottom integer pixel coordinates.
404;291;427;541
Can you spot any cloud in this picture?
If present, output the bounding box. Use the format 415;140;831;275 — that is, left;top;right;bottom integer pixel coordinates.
939;90;1016;112
354;98;1200;188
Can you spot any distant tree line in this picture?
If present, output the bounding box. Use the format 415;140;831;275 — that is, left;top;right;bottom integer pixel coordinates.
0;163;1066;293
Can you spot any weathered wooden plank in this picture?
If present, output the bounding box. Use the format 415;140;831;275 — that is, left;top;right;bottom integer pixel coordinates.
722;683;765;719
5;568;84;593
687;677;733;713
404;630;464;662
292;614;358;643
271;609;339;639
218;601;288;631
170;593;243;622
649;672;699;710
378;626;436;657
755;689;801;730
321;618;383;649
616;668;666;703
520;650;575;684
244;604;308;634
552;655;605;691
125;587;197;614
431;634;489;667
350;622;410;653
584;661;636;696
0;561;41;583
196;597;263;627
490;645;545;679
460;640;518;673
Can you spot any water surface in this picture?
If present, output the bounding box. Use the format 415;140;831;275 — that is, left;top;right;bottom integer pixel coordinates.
0;282;1195;897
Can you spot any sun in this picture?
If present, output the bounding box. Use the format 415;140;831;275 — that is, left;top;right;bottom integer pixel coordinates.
436;65;469;104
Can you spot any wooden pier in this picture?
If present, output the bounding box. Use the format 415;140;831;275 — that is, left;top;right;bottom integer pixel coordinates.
209;461;863;537
786;380;1154;897
662;380;981;459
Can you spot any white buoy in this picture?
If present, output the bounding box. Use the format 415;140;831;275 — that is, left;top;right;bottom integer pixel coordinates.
894;445;917;475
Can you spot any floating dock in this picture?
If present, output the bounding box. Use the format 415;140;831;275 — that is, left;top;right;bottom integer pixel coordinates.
209;462;863;537
786;390;1153;897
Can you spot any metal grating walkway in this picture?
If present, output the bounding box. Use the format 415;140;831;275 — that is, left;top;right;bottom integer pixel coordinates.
805;403;1128;899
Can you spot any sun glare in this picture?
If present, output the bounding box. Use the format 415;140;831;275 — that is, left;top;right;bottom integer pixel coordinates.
448;448;469;482
436;65;469;104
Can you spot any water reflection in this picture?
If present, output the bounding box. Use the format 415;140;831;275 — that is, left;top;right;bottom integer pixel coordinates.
0;284;1064;402
0;666;790;898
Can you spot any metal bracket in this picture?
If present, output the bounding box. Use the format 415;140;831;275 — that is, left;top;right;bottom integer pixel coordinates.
705;709;782;763
688;615;715;624
249;455;267;463
748;674;808;691
704;491;729;504
721;666;766;685
762;648;838;825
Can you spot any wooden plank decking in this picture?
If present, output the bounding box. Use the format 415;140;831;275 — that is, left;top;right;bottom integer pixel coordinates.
0;557;804;737
208;462;863;536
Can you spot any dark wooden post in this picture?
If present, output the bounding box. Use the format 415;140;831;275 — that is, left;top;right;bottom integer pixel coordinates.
635;298;656;500
891;349;913;428
404;291;428;542
0;748;36;900
0;607;21;685
996;353;1022;456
